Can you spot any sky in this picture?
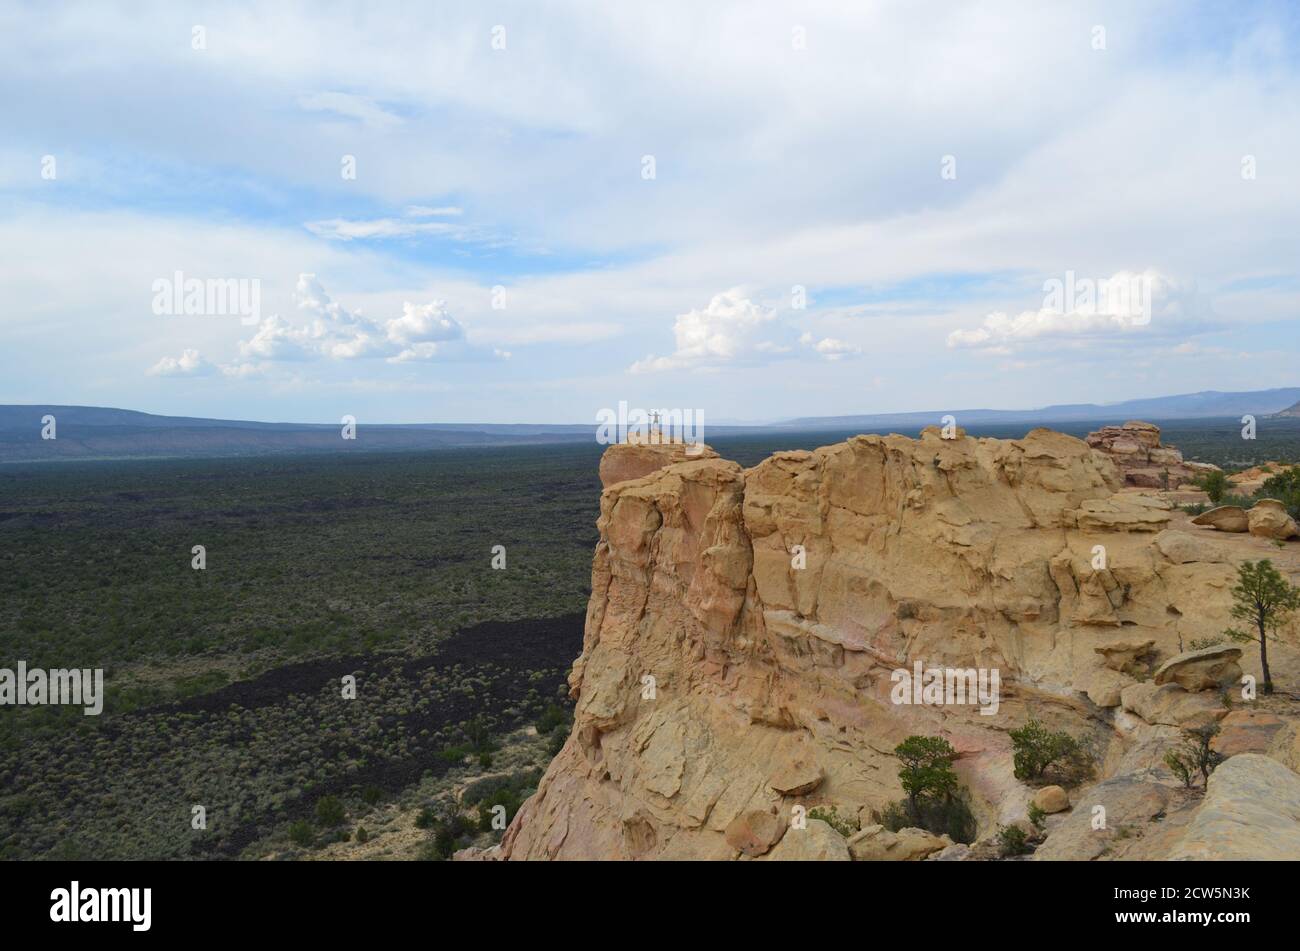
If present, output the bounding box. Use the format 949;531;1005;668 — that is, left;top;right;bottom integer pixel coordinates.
1;0;1298;424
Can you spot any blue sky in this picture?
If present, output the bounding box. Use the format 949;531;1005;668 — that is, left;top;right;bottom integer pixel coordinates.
1;1;1298;423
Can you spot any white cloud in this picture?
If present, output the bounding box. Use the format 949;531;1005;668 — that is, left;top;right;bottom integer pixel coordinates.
236;274;502;365
631;289;778;372
800;333;861;361
148;349;215;377
304;218;460;241
297;91;402;128
946;271;1215;352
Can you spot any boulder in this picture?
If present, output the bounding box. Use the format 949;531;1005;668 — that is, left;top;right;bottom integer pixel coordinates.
1191;505;1248;533
763;818;850;861
724;810;787;857
1153;645;1243;692
847;824;951;862
1031;785;1070;814
1170;754;1300;860
1246;499;1299;540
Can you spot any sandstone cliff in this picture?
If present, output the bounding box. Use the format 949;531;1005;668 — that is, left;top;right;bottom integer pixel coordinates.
493;428;1300;860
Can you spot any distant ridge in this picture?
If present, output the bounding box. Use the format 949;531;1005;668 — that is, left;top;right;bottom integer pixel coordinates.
3;387;1298;462
776;388;1300;430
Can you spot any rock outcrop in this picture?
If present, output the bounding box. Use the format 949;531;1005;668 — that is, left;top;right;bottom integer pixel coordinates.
493;426;1300;861
1153;646;1243;691
1085;421;1218;489
1247;499;1300;540
599;440;718;489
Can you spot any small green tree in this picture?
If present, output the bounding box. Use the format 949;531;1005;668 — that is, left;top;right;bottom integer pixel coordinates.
1198;470;1230;504
1010;718;1081;782
1224;559;1300;694
314;795;346;827
894;735;958;823
287;820;314;848
1163;723;1224;789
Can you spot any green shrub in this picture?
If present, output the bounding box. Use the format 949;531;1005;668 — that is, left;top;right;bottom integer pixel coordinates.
535;703;569;735
1260;468;1300;519
808;805;859;837
997;824;1030;857
1164;723;1224;789
355;826;369;844
314;795;346;828
1010;719;1088;783
1027;803;1047;831
1197;470;1229;504
287;820;314;848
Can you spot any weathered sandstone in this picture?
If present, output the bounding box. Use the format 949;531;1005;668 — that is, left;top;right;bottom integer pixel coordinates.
492;427;1300;861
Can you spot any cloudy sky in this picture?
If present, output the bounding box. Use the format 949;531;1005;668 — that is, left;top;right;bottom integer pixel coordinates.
2;1;1298;423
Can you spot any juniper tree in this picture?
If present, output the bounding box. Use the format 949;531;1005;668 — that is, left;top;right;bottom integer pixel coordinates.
893;735;958;823
1224;559;1300;694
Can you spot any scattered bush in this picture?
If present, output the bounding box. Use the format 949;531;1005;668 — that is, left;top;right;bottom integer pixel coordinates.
1010;718;1090;784
287;820;314;848
1164;723;1224;789
997;824;1030;857
1261;468;1300;520
808;805;859;838
355;826;369;844
1197;470;1229;504
314;795;345;828
1027;803;1047;832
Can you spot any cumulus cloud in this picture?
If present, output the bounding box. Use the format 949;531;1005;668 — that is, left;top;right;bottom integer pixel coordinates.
237;275;504;364
946;271;1213;352
632;289;865;372
631;289;779;372
799;332;861;361
148;349;215;377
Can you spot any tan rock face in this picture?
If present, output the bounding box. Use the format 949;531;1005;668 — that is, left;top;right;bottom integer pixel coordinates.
1153;646;1244;692
1169;755;1300;860
1085;421;1217;489
495;427;1283;861
1246;499;1300;540
1094;639;1155;674
724;810;785;856
598;441;718;488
